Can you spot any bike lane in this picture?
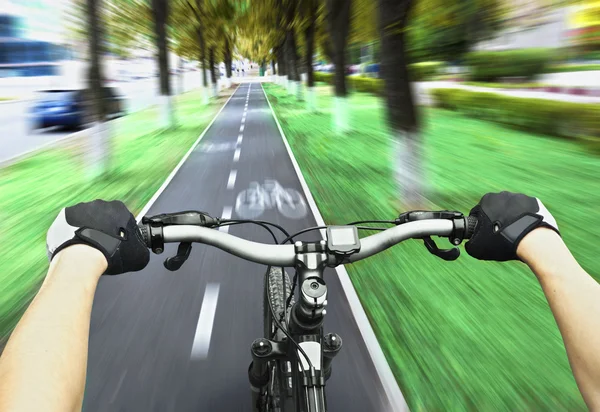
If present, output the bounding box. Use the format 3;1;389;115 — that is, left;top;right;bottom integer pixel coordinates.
84;82;398;411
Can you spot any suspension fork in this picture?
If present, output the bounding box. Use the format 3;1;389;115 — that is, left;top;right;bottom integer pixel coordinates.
249;338;287;412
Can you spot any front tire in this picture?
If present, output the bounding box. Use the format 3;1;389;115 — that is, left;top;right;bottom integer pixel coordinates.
261;267;295;412
264;267;294;339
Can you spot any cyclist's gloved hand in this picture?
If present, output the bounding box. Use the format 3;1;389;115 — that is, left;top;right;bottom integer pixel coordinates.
47;200;149;275
465;191;560;261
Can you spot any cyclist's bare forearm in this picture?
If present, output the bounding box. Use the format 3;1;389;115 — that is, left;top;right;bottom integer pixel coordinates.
0;245;106;412
518;228;600;410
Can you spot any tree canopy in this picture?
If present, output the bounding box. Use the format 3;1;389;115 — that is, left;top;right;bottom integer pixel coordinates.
67;0;515;65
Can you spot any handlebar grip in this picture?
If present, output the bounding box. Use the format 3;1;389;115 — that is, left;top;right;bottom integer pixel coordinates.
138;224;151;247
465;216;478;239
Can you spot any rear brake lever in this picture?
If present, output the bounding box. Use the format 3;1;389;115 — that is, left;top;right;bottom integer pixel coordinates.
164;242;192;271
423;236;460;261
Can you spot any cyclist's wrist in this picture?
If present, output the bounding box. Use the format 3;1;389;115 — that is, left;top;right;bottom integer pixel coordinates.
49;244;107;282
517;227;569;278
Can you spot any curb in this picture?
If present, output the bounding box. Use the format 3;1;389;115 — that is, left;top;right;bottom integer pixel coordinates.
540;86;600;97
0;99;31;105
0;127;90;168
447;82;600;98
426;82;600;103
0;87;210;169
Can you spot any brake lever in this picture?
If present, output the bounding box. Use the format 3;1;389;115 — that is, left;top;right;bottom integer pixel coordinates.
164;242;192;271
143;211;219;227
422;237;460;261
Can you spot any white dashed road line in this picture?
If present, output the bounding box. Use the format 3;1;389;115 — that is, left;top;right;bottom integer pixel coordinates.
190;283;220;360
237;134;243;144
239;124;245;133
219;206;233;233
233;148;241;162
227;170;237;189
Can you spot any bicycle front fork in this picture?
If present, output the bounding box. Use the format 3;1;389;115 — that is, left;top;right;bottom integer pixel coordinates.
248;333;343;411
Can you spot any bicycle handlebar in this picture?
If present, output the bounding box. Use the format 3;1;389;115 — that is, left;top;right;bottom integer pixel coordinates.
141;217;477;267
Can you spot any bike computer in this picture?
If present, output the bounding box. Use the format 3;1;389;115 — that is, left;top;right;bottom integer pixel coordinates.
326;226;361;255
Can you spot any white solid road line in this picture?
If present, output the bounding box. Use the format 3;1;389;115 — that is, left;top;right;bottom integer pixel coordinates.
219;206;233;233
237;134;243;144
227;169;237;189
190;283;220;360
233;148;241;162
260;82;409;412
135;84;241;221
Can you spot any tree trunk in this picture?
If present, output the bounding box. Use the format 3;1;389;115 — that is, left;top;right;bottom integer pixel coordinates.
277;43;286;85
209;47;217;97
378;0;423;207
224;38;232;88
198;28;209;105
305;0;317;111
152;0;174;128
326;0;351;132
178;54;184;94
321;37;334;63
85;0;110;179
285;31;301;98
285;1;301;99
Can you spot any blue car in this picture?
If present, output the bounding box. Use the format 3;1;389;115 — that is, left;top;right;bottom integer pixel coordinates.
29;88;126;130
364;63;380;77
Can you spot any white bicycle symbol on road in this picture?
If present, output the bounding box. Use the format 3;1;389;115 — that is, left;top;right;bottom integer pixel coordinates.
235;180;308;220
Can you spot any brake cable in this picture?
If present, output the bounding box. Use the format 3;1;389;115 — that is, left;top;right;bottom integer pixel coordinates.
213;220;314;371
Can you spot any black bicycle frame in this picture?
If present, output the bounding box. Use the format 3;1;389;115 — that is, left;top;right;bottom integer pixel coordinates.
249;240;343;412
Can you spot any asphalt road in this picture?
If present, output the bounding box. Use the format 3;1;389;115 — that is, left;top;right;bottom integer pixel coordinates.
83;82;395;411
0;72;203;164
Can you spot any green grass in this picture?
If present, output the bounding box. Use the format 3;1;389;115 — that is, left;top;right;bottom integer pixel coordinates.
545;64;600;73
0;89;231;342
264;83;600;411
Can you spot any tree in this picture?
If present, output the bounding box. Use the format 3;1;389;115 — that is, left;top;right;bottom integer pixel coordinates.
152;0;175;128
223;35;233;88
202;0;237;96
303;0;318;110
277;42;287;85
326;0;351;133
105;0;153;58
378;0;422;207
170;0;210;104
407;0;506;62
284;0;301;98
271;53;277;78
85;0;111;179
209;46;217;96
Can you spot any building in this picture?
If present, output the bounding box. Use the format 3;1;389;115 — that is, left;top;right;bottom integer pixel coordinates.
0;0;69;77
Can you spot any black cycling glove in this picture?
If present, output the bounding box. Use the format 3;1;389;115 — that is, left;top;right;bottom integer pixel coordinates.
465;191;560;261
47;199;150;275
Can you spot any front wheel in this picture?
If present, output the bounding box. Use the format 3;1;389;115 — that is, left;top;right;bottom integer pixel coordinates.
258;267;295;412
